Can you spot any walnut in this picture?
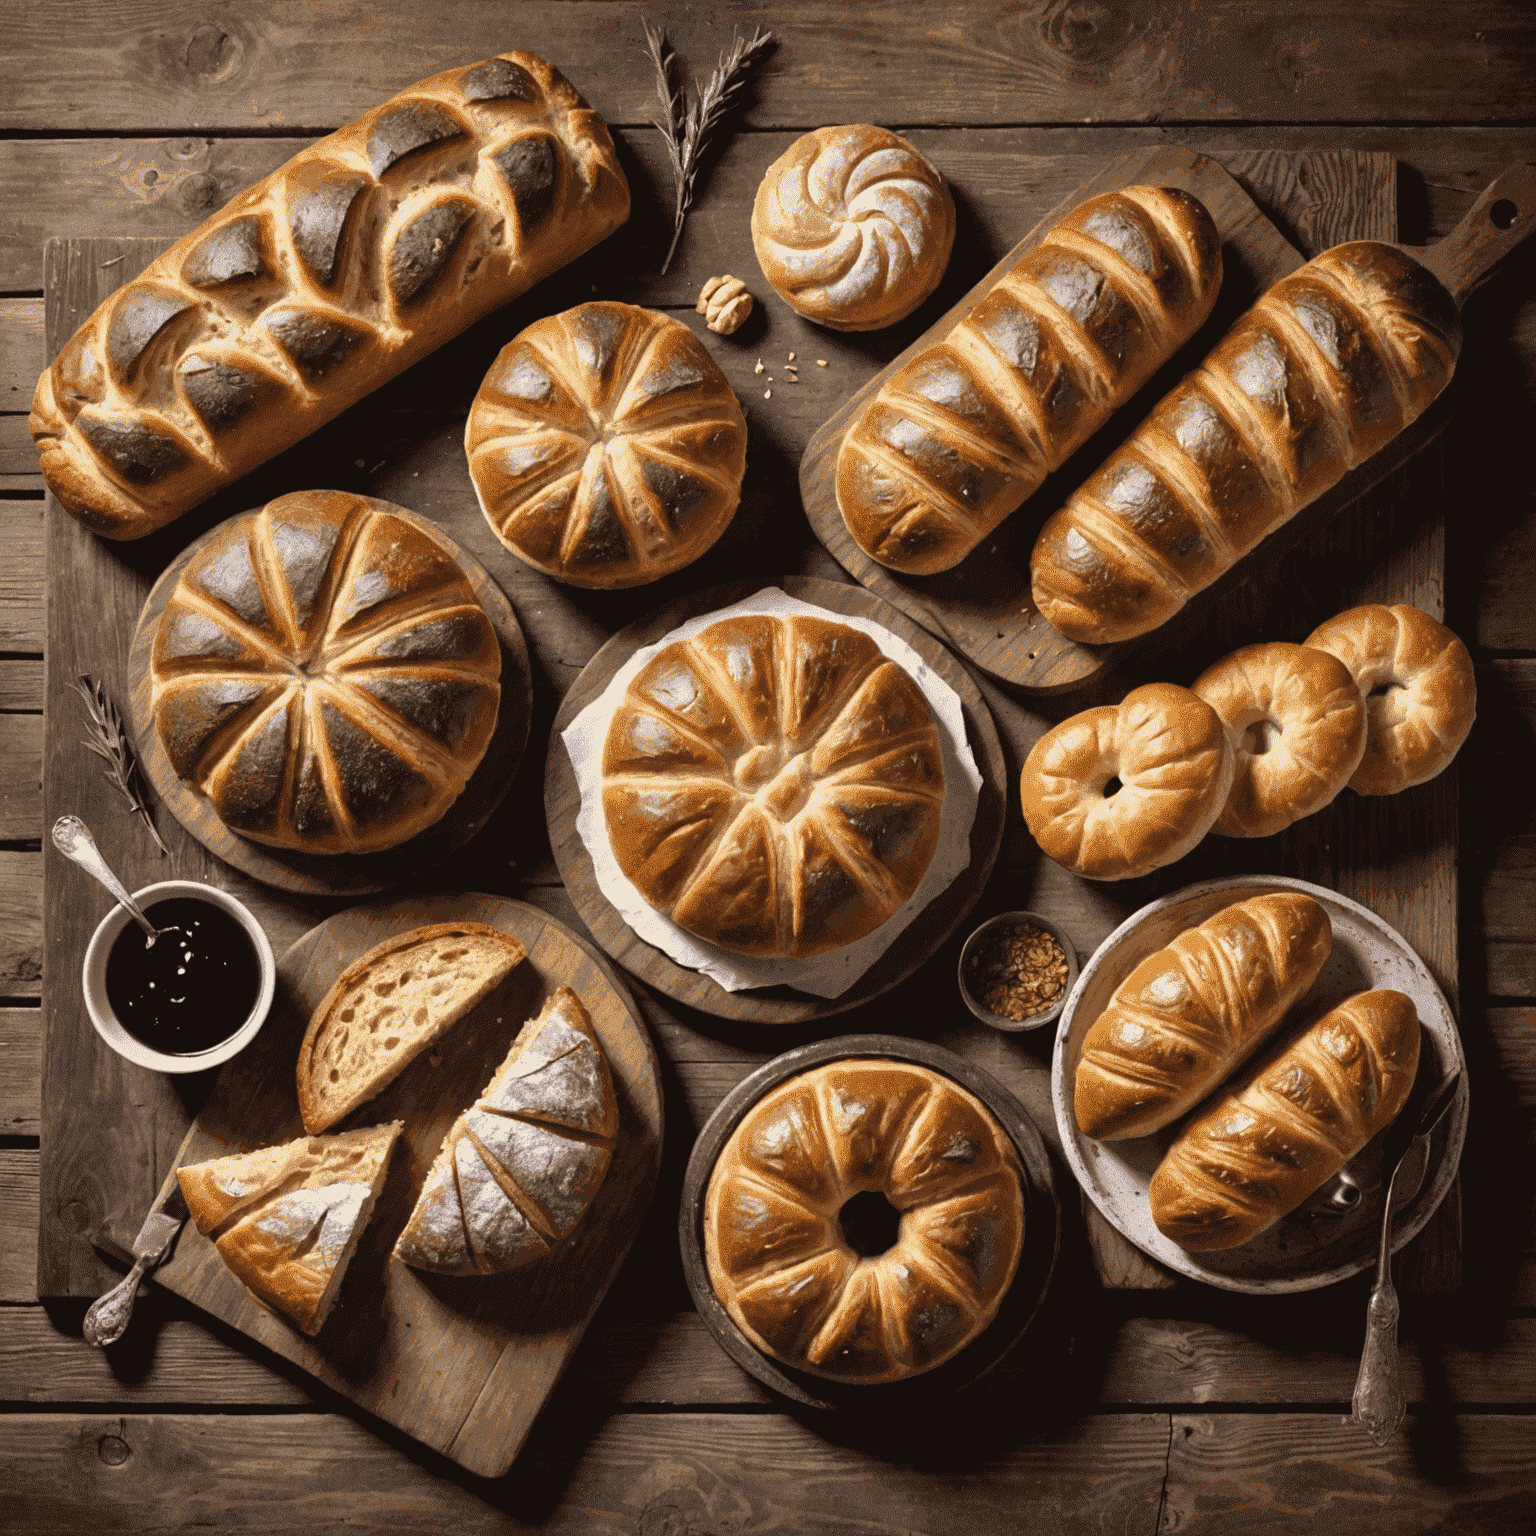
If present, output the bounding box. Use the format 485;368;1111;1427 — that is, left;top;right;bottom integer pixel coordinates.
697;275;754;335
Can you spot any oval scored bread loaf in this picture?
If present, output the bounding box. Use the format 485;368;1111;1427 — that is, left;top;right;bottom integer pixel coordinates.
296;921;528;1134
1304;603;1477;795
394;985;618;1275
150;491;504;856
1073;892;1334;1141
30;52;629;540
834;185;1222;574
1192;641;1367;838
601;612;947;959
1019;681;1235;881
1031;243;1462;643
750;124;956;332
703;1060;1025;1383
1149;989;1421;1250
465;302;748;588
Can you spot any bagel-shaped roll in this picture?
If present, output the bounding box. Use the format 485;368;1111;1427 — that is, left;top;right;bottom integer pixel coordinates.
1019;682;1234;881
1192;642;1367;838
1074;892;1334;1141
1150;989;1421;1250
751;125;955;332
1304;604;1475;795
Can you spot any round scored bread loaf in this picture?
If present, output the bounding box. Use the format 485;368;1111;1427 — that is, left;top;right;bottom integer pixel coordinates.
1031;243;1462;644
465;302;748;588
751;125;956;332
835;185;1222;574
601;612;947;958
704;1059;1025;1383
1149;989;1421;1250
1304;603;1476;795
30;52;629;540
1019;682;1234;881
1073;892;1334;1141
1192;642;1368;837
150;490;503;855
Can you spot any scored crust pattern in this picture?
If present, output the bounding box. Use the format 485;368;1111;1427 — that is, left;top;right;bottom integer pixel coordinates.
466;302;748;588
601;613;948;959
704;1060;1025;1383
150;491;502;855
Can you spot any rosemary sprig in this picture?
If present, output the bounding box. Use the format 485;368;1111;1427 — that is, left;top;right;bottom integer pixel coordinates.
71;674;168;856
643;20;775;275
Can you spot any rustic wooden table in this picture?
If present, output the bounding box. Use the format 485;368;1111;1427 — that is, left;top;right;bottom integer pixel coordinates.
3;3;1535;1529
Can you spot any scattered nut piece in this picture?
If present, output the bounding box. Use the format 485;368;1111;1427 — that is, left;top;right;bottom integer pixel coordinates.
817;359;828;367
764;389;772;399
697;274;754;334
754;359;765;374
788;351;796;361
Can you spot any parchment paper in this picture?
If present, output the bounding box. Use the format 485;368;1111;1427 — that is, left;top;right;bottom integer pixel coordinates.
562;587;983;996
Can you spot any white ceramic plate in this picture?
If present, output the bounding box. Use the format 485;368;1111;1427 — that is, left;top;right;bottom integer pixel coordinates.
1050;875;1468;1294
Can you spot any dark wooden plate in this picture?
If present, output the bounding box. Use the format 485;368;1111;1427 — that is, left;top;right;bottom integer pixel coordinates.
133;890;663;1479
677;1033;1060;1411
543;575;1007;1024
126;504;533;896
799;143;1454;695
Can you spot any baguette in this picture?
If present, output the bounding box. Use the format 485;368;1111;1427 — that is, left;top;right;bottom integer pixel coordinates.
1150;990;1421;1250
1073;892;1333;1140
1031;243;1461;643
30;51;629;540
835;185;1222;574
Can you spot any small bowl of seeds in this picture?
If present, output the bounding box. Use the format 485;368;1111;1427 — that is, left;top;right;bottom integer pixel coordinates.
958;911;1079;1033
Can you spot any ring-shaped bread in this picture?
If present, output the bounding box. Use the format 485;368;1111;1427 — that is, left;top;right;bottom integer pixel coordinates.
1019;682;1234;880
703;1059;1025;1383
1192;642;1367;837
1303;603;1476;795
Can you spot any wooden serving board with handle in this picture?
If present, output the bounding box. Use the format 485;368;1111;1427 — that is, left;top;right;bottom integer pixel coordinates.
98;892;664;1478
801;149;1536;695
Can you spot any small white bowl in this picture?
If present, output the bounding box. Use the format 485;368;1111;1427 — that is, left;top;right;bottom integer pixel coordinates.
82;879;276;1074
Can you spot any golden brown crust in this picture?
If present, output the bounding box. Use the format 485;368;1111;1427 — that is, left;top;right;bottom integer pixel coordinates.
1304;603;1476;795
835;184;1223;574
30;52;629;541
1192;642;1368;837
1018;682;1234;881
296;921;527;1133
150;491;504;856
1031;242;1462;643
601;612;947;959
750;125;956;332
1149;989;1421;1250
703;1059;1025;1383
1072;892;1334;1141
466;302;747;588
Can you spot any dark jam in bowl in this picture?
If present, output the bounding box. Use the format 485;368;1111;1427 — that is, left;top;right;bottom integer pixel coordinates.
104;897;262;1056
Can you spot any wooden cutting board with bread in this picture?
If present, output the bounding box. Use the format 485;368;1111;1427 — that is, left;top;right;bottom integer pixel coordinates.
101;892;663;1479
800;150;1536;694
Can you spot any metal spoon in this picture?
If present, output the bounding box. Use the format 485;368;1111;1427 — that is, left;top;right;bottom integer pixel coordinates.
51;814;161;945
1348;1067;1464;1445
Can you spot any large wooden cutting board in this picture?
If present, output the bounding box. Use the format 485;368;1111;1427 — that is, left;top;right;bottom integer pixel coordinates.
109;893;663;1478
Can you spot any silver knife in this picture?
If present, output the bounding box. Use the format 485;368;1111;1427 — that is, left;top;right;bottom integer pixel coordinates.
83;1183;190;1347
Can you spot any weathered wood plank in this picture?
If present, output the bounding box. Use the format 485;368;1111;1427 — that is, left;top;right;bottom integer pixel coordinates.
1475;663;1536;996
0;1151;40;1304
0;1409;1172;1533
0;299;44;407
0;499;45;651
0;416;41;480
0;662;43;712
6;3;1536;133
0;1006;40;1134
1164;1413;1536;1534
0;713;42;841
0;850;42;999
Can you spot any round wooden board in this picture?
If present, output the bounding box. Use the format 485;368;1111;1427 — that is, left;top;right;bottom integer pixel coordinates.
677;1033;1060;1411
127;502;533;896
1050;875;1468;1294
158;890;664;1478
543;575;1008;1025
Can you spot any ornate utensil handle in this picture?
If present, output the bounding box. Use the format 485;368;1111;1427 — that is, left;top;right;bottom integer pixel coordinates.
1350;1271;1406;1444
82;1252;155;1347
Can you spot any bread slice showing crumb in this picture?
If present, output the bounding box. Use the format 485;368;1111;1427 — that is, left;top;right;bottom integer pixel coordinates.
297;922;526;1133
178;1121;401;1335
